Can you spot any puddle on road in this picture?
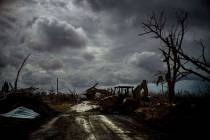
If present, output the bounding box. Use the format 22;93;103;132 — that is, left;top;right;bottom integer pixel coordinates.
75;116;96;140
32;101;145;140
89;115;145;140
71;101;99;113
97;115;133;140
71;101;145;140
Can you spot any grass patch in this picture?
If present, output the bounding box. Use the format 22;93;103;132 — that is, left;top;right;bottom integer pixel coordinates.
48;102;73;112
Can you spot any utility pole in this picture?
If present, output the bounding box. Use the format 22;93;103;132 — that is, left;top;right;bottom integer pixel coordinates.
56;78;58;94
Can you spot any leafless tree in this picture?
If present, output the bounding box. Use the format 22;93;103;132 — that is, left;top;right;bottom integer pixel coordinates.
139;11;189;102
14;54;31;90
176;40;210;82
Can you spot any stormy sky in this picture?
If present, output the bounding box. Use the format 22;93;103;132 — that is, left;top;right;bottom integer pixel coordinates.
0;0;210;90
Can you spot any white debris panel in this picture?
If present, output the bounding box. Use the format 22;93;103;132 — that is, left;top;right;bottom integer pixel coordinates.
71;101;99;113
0;106;40;119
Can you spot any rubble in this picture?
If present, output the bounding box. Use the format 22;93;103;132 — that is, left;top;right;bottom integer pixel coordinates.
0;106;40;119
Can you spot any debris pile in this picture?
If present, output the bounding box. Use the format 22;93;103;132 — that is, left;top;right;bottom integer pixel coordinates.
0;106;40;119
84;80;149;113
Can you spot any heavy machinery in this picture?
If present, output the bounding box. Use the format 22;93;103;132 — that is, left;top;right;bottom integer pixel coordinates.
83;81;149;113
98;86;134;113
99;80;149;113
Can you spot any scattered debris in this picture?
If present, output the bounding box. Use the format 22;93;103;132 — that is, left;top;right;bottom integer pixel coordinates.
83;83;112;100
0;106;40;119
70;101;99;113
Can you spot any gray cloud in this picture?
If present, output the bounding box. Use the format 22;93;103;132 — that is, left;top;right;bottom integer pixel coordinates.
0;47;26;69
74;0;210;32
128;51;164;73
21;71;54;87
82;52;95;61
39;59;64;71
27;16;87;52
0;0;209;90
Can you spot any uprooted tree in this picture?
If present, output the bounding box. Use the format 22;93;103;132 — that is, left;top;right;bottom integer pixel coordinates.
139;11;210;102
14;54;31;90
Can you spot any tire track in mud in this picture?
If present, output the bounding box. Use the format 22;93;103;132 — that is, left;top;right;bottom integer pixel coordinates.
30;101;164;140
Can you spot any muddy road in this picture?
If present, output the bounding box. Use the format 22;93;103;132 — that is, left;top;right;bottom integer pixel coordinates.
30;101;166;140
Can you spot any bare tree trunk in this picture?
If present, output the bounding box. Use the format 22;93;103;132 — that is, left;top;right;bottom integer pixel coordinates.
14;54;31;91
139;11;189;102
161;82;164;94
142;80;149;99
9;82;14;91
167;80;175;103
56;78;58;94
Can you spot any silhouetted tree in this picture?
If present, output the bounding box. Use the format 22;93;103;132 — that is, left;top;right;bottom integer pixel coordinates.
56;78;59;94
175;40;210;83
2;81;9;92
139;11;189;102
9;82;14;90
156;75;164;94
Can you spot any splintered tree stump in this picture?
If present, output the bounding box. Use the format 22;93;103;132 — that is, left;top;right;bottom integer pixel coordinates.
142;80;149;99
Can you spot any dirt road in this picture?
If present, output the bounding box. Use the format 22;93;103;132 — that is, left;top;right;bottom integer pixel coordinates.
30;101;165;140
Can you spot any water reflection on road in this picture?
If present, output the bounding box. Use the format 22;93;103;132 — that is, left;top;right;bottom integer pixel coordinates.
70;101;99;113
30;101;157;140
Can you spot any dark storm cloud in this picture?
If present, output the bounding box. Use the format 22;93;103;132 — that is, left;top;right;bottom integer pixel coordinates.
0;6;27;70
50;0;67;8
74;0;210;30
39;59;64;71
67;74;95;87
82;52;95;61
27;17;87;52
0;12;18;44
0;46;26;69
77;0;210;63
128;51;164;73
0;55;7;68
0;0;210;90
0;17;13;29
74;0;210;15
21;71;54;86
